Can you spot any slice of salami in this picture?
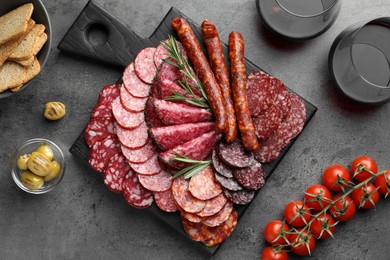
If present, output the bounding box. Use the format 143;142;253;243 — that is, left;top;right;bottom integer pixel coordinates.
181;210;204;223
120;84;147;112
212;148;233;178
103;153;130;193
247;71;273;116
153;98;213;125
203;201;233;227
269;76;291;119
145;98;165;128
138;170;172;192
203;210;238;247
134;47;157;84
182;217;212;242
223;189;255;205
197;194;228;217
218;140;257;168
253;130;284;163
149;122;214;151
253;104;281;140
129;154;162;175
159;131;219;169
121;140;156;164
90;104;113;120
154;189;178;212
122;170;154;209
281;93;306;141
112;97;144;129
156;59;179;83
84;117;115;148
172;176;205;213
215;173;243;191
188;167;222;200
122;63;151;98
117;122;148;149
88;136;120;173
98;84;120;105
233;161;265;190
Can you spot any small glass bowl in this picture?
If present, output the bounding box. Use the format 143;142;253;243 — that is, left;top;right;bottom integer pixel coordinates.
11;138;66;194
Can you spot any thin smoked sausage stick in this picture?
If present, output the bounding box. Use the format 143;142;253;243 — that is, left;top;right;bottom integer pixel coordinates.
171;17;227;134
228;32;259;152
201;20;237;144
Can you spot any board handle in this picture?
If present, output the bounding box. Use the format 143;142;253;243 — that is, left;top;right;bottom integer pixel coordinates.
57;0;152;68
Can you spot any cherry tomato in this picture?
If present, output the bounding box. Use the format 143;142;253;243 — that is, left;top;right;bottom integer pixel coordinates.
330;195;356;222
322;164;351;191
261;246;288;260
284;201;311;228
352;182;380;209
304;184;332;211
290;229;316;256
375;170;390;196
350;156;377;182
310;213;336;239
264;220;290;245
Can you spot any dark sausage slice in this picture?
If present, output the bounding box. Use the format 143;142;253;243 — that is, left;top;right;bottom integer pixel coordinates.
171;17;227;134
201;20;237;143
228;32;259;152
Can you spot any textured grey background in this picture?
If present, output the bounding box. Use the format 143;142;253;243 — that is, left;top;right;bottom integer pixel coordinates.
1;0;390;259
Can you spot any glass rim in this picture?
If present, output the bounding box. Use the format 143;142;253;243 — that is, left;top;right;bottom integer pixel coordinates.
274;0;340;18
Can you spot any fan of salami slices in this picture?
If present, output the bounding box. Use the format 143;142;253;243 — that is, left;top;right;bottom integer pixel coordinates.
83;18;306;247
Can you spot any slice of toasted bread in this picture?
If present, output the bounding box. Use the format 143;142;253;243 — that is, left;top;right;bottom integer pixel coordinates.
32;32;47;56
10;84;23;92
16;55;35;67
23;57;40;83
0;61;26;92
9;24;45;60
0;3;33;45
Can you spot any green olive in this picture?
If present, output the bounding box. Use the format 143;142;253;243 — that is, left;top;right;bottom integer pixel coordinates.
21;170;44;190
44;102;66;120
17;154;30;170
44;161;61;181
27;152;52;177
35;144;54;161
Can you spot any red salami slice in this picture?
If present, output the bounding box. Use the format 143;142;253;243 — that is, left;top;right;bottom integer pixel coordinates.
188;167;222;200
122;170;154;209
253;104;281;140
233;161;265;190
153;98;213;125
156;62;179;84
129;154;162;175
121;140;156;164
138;170;172;192
159;131;219;169
203;210;238;247
149;122;214;151
212;148;233;178
84;117;115;148
88;136;120;173
203;201;233;227
197;194;228;217
98;84;120;105
215;173;243;191
181;210;204;223
172;177;205;213
218;140;257;168
247;71;273;116
281;93;306;140
120;84;147;112
103;153;130;193
154;189;178;212
116;122;148;149
134;47;157;84
254;130;284;163
223;189;255;205
90;104;113;120
122;63;151;98
269;76;291;119
182;217;212;242
112;97;144;129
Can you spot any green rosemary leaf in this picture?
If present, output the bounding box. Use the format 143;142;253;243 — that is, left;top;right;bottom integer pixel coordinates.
183;163;210;179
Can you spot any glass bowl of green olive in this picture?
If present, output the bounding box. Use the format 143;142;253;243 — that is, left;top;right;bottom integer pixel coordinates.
11;138;65;194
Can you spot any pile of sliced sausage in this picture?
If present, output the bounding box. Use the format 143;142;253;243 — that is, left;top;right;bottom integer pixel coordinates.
83;17;306;247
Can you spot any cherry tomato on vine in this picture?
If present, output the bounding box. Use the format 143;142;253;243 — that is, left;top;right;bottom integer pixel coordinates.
310;213;336;239
290;229;316;256
322;164;351;191
284;201;311;227
330;195;356;222
350;156;377;182
375;169;390;197
352;182;380;209
261;246;288;260
304;184;332;211
264;220;290;245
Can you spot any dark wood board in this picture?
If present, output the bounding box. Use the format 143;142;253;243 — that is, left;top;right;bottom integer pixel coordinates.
59;0;317;256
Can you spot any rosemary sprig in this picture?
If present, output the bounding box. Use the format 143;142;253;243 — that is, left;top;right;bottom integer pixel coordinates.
170;153;211;179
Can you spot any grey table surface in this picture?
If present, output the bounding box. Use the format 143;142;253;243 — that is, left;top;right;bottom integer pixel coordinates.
1;0;390;259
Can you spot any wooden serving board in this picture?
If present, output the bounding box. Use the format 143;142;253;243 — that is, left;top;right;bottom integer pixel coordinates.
59;0;317;255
